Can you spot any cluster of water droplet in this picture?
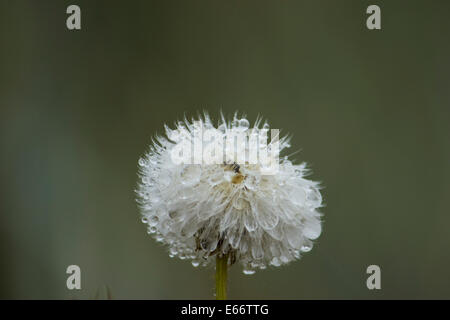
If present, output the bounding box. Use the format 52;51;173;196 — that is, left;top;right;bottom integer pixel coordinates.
136;113;323;274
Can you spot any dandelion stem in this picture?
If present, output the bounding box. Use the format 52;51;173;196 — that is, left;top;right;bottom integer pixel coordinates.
215;254;228;300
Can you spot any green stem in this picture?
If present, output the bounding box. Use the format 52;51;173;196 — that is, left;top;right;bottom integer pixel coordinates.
215;254;228;300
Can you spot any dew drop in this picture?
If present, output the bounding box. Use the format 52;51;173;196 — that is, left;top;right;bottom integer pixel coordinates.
191;260;200;267
243;269;256;275
251;244;264;260
169;211;181;221
218;123;227;132
138;158;148;167
148;215;159;227
270;257;281;267
239;119;250;129
141;217;148;224
200;239;209;250
168;130;180;141
301;245;312;252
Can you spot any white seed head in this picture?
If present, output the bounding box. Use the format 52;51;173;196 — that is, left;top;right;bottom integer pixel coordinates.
136;113;323;273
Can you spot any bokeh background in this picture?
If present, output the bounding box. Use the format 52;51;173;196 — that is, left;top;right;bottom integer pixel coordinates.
1;0;449;299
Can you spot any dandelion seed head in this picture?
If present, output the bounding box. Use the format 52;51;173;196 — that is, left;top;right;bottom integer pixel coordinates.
136;113;323;273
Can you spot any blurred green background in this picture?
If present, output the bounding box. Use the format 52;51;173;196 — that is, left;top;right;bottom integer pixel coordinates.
1;0;449;299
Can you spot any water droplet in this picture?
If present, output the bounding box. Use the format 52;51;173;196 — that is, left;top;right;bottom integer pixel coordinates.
218;123;227;132
169;211;181;221
251;243;264;260
243;269;256;275
244;214;257;232
168;130;180;141
200;239;209;250
304;221;321;240
301;245;312;252
141;217;148;224
148;226;157;234
191;260;200;267
148;215;159;227
138;158;147;167
270;257;281;267
239;119;250;129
